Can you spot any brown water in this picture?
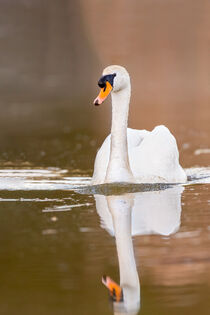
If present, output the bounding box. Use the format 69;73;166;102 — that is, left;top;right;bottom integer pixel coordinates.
0;165;209;315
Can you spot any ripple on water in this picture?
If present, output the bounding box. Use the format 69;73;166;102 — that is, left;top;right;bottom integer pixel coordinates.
0;168;91;191
0;167;209;193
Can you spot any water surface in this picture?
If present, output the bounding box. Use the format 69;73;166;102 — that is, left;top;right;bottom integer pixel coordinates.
0;167;210;315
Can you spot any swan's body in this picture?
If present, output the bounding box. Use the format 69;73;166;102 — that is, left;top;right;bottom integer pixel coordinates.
93;125;186;184
92;65;187;184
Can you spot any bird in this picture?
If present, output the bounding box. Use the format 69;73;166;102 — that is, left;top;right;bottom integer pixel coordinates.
92;65;187;185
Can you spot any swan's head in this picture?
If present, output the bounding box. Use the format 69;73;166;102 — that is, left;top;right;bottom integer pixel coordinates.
94;65;130;105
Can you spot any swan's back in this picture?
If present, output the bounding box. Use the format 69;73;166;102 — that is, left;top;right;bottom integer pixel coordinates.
130;125;186;183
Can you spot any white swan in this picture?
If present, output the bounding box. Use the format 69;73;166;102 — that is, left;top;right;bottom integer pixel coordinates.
92;65;187;184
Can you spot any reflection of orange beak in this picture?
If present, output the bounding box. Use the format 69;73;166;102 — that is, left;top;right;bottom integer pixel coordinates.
93;81;113;105
102;275;123;302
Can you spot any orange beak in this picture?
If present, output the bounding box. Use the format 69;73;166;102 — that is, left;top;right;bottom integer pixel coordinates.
102;275;123;302
94;81;113;105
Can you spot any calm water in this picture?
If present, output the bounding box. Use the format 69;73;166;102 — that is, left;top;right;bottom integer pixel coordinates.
0;166;209;315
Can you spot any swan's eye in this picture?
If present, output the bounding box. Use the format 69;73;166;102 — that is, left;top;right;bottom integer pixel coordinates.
98;73;116;88
98;80;106;89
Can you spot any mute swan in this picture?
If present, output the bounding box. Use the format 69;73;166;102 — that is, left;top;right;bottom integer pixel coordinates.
92;65;187;184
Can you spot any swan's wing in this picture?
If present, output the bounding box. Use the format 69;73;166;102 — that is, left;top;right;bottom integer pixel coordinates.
129;125;187;183
92;135;111;184
127;128;150;149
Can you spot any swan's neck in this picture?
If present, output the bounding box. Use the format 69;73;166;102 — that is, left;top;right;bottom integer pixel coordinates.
105;86;134;183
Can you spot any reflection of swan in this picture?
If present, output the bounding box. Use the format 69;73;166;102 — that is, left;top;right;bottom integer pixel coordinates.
95;186;184;237
102;194;140;315
92;65;186;185
94;186;184;314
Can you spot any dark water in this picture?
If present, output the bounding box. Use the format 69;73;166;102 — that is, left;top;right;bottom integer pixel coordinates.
0;167;209;315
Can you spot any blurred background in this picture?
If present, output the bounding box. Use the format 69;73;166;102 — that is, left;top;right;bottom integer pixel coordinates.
0;0;209;171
